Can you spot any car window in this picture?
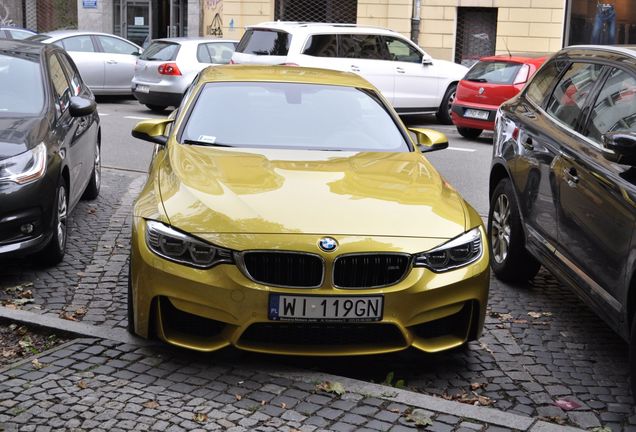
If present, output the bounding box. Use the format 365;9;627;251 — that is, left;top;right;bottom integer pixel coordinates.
97;35;138;55
525;60;567;107
587;68;636;145
197;42;236;64
48;54;71;113
546;62;604;130
181;82;409;152
140;41;179;61
302;34;338;57
0;30;8;39
339;34;387;60
464;61;522;84
0;52;44;115
57;53;82;96
383;37;422;63
9;29;33;40
236;29;290;56
61;35;96;53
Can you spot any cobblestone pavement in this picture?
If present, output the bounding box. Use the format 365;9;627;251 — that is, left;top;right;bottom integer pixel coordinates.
0;168;635;430
0;338;581;432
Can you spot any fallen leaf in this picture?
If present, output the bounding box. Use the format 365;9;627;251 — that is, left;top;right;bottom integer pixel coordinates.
390;408;401;413
512;319;529;324
4;304;16;309
74;307;87;318
193;412;208;424
590;427;612;432
18;337;33;349
59;311;78;321
143;400;159;409
528;312;542;318
280;402;287;409
1;348;16;358
540;416;566;425
316;381;346;396
77;380;88;389
11;298;34;306
18;290;33;299
554;399;581;411
235;394;242;401
261;400;266;406
32;359;44;370
404;409;433;427
470;382;485;391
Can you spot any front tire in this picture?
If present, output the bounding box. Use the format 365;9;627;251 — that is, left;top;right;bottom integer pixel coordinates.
145;104;166;113
82;141;101;200
36;178;68;266
630;314;636;403
436;83;457;125
457;127;482;139
488;178;541;283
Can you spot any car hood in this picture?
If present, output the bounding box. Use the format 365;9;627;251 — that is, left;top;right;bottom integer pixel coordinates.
0;116;48;161
157;145;468;238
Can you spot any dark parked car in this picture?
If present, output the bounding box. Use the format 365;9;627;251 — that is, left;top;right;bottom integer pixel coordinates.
0;40;100;265
488;45;636;401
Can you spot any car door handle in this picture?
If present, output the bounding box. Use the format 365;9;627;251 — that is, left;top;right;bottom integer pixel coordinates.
106;60;118;64
350;65;360;72
563;167;579;187
522;137;534;150
396;67;405;74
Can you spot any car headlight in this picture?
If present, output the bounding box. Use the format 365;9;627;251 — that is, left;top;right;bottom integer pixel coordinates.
413;228;482;272
145;220;234;268
0;142;47;184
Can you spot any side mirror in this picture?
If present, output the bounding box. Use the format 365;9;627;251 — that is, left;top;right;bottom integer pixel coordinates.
422;54;433;66
409;127;449;153
132;50;141;56
69;96;96;117
132;118;173;146
601;131;636;165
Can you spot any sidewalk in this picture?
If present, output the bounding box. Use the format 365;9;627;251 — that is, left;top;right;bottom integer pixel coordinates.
0;311;584;432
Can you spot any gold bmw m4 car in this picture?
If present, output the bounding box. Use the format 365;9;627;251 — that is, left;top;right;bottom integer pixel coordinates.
129;65;489;356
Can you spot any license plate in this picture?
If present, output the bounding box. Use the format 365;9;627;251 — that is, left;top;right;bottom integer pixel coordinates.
464;109;489;120
269;294;383;322
136;85;150;93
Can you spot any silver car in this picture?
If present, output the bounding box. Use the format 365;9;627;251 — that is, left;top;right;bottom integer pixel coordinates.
131;37;237;112
31;30;142;95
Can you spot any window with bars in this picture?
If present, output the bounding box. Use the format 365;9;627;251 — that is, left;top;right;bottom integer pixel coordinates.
455;7;498;68
274;0;357;24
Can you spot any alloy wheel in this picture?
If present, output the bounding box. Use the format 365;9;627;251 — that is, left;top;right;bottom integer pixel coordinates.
446;90;456;119
56;185;68;249
491;193;511;264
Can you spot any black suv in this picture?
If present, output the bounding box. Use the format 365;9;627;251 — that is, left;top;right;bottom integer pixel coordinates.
488;45;636;400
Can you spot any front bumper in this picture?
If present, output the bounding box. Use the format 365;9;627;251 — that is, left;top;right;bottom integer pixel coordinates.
131;219;490;356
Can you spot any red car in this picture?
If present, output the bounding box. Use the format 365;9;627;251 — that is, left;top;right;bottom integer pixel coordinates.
451;54;547;139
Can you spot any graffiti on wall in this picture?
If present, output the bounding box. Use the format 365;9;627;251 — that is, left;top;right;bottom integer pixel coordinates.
0;2;14;26
203;0;223;37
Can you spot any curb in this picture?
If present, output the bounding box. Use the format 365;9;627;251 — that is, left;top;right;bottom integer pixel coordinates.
260;370;585;432
1;306;585;432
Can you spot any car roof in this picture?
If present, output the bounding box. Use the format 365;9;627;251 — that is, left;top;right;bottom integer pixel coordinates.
199;65;377;89
479;53;550;63
0;26;36;33
151;37;238;44
38;30;142;47
0;39;47;56
246;21;400;36
562;44;636;58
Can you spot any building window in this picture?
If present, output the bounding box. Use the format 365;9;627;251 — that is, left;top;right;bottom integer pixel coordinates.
455;7;498;67
274;0;357;23
567;0;636;45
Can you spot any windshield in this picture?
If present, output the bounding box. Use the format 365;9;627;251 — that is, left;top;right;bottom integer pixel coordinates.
464;61;522;85
181;82;410;152
0;52;44;115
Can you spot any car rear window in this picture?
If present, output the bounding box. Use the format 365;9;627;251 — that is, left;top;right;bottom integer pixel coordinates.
236;29;290;56
464;61;522;85
0;53;44;115
140;41;180;61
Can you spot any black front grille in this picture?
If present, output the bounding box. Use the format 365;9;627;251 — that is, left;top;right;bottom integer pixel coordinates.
240;322;405;347
242;252;323;287
334;254;411;288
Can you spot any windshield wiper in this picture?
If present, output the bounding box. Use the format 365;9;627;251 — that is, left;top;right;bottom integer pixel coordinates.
183;139;234;147
467;78;488;83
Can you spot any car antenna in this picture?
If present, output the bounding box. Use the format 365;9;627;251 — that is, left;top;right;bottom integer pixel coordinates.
503;37;512;58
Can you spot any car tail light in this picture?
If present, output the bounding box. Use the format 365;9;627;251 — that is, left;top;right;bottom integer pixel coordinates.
158;63;182;76
513;64;530;85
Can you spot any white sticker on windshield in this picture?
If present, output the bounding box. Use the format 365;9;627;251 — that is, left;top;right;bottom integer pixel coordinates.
197;135;217;144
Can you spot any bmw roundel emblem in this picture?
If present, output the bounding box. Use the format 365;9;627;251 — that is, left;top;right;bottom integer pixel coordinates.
318;237;338;252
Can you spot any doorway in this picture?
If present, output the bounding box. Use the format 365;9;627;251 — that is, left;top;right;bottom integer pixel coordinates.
114;0;188;46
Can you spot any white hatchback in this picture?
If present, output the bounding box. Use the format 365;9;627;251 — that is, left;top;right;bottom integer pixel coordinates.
231;22;468;124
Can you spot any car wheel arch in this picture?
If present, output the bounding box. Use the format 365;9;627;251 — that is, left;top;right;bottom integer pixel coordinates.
489;163;510;199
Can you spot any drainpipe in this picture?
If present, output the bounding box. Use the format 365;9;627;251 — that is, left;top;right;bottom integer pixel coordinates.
411;0;421;44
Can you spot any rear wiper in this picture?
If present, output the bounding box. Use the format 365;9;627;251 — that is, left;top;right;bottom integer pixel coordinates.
467;78;488;83
183;139;234;147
